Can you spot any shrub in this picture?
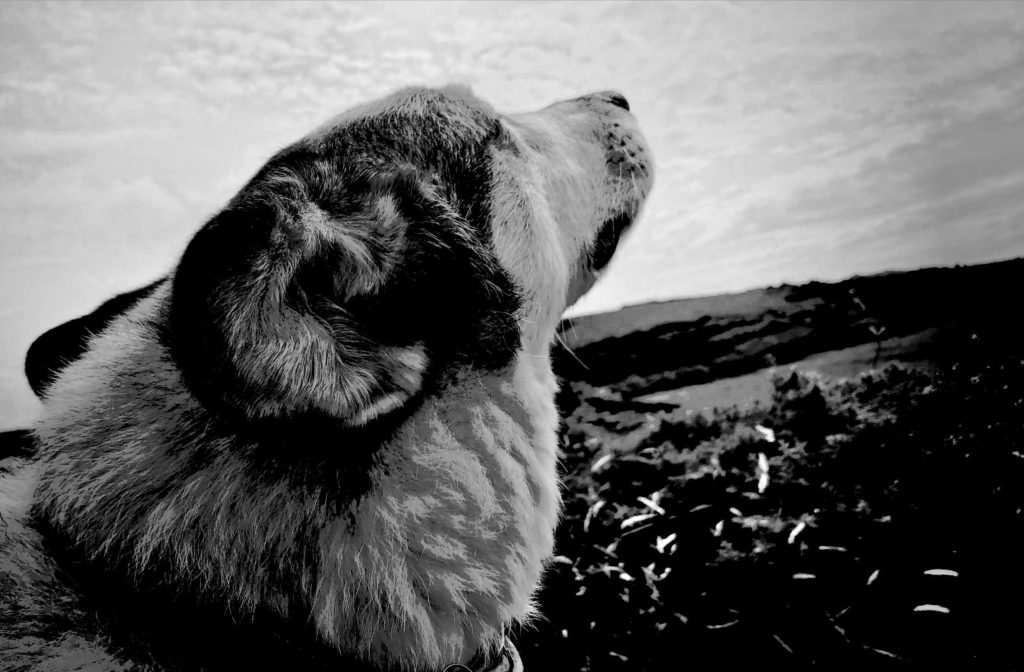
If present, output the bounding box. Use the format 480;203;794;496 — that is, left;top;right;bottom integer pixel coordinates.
518;334;1024;671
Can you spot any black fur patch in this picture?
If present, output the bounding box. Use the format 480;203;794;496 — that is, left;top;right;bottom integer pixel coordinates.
589;213;633;271
165;91;522;427
0;428;34;460
163;199;281;419
333;168;521;367
24;519;381;672
25;278;165;397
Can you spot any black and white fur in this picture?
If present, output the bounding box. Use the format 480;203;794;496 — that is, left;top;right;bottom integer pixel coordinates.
1;85;652;671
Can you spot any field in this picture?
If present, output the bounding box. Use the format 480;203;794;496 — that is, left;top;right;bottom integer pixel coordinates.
518;327;1024;670
638;329;939;415
515;258;1024;670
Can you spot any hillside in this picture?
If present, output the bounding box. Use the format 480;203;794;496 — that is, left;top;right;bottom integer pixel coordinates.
553;257;1023;401
520;334;1024;671
517;257;1024;670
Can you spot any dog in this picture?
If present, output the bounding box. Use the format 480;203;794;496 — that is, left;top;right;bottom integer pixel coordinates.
0;84;652;671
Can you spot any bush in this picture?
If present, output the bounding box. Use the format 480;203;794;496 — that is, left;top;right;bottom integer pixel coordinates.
518;334;1024;671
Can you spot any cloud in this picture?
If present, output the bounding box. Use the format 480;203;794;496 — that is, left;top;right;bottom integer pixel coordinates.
1;126;153;160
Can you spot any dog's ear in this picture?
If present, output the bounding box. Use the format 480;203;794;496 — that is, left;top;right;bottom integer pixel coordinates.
25;279;164;398
167;161;520;427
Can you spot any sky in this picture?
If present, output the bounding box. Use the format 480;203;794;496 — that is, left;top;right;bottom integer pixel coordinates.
2;1;1023;428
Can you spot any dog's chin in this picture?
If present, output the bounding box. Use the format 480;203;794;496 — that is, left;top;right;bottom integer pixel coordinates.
588;212;634;271
564;212;635;310
565;269;599;311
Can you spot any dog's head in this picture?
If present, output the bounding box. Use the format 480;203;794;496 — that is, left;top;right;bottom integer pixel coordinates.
168;85;652;427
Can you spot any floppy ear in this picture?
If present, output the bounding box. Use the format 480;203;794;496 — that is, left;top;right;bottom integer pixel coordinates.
167;163;520;427
25;279;164;397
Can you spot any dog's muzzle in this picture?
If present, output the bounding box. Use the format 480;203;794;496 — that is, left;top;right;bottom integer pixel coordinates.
589;212;634;271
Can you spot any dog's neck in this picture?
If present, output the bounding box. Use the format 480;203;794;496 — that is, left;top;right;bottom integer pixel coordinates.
32;310;562;668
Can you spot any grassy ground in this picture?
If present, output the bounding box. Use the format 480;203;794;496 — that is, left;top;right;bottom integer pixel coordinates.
518;326;1024;671
555;258;1023;401
638;329;939;415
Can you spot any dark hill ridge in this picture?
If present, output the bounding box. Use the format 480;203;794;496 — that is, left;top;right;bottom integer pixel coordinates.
553;256;1023;397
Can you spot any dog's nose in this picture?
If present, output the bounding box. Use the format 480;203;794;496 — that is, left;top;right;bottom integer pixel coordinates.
580;91;631;112
604;92;630;111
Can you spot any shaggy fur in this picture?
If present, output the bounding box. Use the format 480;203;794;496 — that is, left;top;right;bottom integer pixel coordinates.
3;85;652;671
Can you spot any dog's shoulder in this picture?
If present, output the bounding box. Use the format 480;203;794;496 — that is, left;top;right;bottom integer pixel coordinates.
0;452;126;670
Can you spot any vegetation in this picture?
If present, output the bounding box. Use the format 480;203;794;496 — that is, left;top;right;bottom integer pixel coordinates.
554;257;1023;398
519;326;1024;670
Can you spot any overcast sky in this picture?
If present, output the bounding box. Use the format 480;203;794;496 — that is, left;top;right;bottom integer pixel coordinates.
2;1;1023;428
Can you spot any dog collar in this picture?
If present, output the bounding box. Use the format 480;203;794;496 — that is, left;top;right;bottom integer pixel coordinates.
442;637;522;672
